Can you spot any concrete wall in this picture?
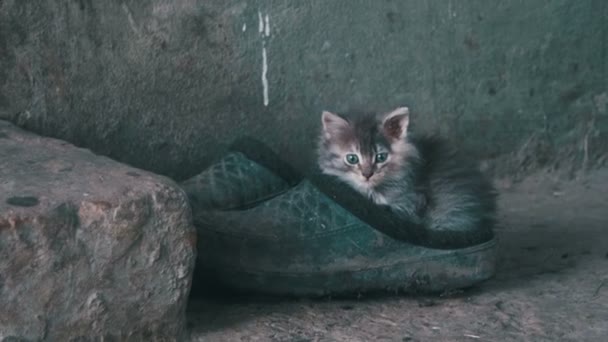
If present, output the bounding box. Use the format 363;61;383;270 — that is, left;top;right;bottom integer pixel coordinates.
1;0;606;180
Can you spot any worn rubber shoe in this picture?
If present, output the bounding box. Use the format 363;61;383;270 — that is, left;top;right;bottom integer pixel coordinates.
185;139;497;296
193;180;496;296
181;151;292;212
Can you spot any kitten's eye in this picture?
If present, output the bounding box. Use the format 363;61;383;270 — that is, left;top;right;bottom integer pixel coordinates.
345;154;359;165
375;152;388;163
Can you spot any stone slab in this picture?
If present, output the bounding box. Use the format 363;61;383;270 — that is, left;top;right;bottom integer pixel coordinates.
0;120;196;341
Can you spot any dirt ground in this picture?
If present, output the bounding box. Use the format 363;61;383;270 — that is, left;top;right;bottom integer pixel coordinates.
186;169;608;342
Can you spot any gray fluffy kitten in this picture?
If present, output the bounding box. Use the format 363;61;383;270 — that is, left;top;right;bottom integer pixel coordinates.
317;107;497;233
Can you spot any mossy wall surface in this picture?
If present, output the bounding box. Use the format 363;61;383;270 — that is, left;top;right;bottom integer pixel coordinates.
1;1;606;179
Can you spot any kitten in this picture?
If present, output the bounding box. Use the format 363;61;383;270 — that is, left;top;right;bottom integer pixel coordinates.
317;107;497;234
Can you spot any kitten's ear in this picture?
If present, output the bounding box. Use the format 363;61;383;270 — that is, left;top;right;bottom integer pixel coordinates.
322;111;349;138
382;107;410;140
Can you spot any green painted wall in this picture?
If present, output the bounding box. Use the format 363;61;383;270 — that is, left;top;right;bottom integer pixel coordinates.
1;1;606;179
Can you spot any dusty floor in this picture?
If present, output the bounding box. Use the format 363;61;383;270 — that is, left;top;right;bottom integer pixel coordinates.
186;169;608;342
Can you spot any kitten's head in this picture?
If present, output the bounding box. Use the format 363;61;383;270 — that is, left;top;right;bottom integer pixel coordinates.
317;107;416;193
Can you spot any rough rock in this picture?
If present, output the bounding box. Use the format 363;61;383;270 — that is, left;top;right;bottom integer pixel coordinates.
0;120;196;341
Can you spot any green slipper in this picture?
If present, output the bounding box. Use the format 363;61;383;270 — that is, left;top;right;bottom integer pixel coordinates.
181;152;292;212
182;139;497;296
192;179;496;297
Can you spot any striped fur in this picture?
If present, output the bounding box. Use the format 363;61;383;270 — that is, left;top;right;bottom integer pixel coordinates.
318;108;497;233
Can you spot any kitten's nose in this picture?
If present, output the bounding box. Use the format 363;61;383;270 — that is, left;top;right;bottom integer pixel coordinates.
362;169;374;180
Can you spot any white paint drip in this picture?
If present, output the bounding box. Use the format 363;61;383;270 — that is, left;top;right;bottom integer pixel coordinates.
261;44;269;106
257;10;271;106
264;14;270;37
258;11;264;33
242;23;247;32
122;3;140;36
